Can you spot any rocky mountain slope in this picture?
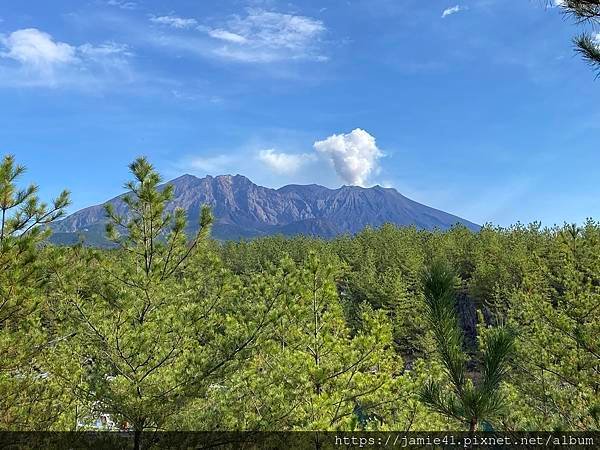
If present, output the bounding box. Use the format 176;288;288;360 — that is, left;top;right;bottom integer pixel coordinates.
50;174;479;245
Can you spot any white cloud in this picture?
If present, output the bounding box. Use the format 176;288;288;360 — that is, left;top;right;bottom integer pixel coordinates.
150;15;198;29
208;29;248;44
257;149;316;174
0;28;77;71
204;9;327;62
188;155;237;173
313;129;383;186
78;42;132;59
442;5;465;18
0;28;132;87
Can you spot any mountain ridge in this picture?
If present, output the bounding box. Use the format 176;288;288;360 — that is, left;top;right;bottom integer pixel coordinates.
49;174;480;246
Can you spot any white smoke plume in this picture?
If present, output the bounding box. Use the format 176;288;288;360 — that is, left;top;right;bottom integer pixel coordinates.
313;128;383;186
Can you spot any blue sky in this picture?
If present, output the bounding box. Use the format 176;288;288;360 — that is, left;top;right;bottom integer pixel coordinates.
1;0;599;226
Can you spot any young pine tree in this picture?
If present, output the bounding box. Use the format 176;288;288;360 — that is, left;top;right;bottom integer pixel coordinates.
201;253;410;431
52;158;275;447
508;222;600;430
0;154;70;429
419;260;515;432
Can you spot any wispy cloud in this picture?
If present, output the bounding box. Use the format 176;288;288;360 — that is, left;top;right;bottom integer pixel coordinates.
150;15;198;29
0;28;133;88
207;29;248;44
106;0;137;10
79;41;132;60
257;149;316;174
201;9;327;63
187;155;238;173
170;89;222;104
441;5;465;19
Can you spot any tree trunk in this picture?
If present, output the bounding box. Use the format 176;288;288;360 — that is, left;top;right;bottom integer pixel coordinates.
464;418;477;449
469;417;477;434
133;428;142;450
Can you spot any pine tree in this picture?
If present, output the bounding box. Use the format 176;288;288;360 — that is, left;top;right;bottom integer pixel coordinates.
0;154;70;429
338;225;427;357
419;260;515;432
508;221;600;430
51;158;276;447
198;253;411;431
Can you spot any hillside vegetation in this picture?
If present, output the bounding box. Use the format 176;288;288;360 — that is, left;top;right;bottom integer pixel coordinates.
1;155;598;435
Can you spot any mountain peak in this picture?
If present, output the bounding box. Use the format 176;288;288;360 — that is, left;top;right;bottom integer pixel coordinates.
171;173;199;182
171;174;252;182
50;174;480;246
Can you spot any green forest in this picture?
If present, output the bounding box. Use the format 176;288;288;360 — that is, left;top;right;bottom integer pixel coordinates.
0;154;598;436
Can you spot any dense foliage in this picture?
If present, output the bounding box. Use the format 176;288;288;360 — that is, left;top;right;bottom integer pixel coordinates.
0;155;598;435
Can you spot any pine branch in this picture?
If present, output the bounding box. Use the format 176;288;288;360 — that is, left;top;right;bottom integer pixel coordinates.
575;33;600;75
